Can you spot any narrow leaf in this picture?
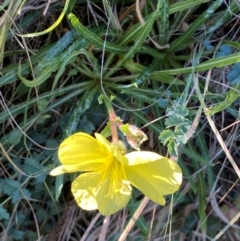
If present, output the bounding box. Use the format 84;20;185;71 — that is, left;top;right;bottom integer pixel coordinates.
19;0;70;37
68;13;128;54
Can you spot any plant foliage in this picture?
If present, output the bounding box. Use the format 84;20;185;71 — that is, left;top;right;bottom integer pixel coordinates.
0;0;240;240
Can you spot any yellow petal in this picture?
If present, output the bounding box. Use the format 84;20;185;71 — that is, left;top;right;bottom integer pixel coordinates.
95;133;127;164
125;157;182;205
58;132;112;172
95;133;112;152
71;172;131;215
96;170;131;215
72;173;99;211
124;151;162;165
50;165;81;176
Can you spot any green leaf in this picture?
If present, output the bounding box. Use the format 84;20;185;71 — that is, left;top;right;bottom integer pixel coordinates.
182;147;212;166
168;0;223;51
134;59;158;86
123;60;146;74
21;158;46;182
159;0;169;45
25;230;37;240
20;0;70;37
52;47;93;92
79;116;95;134
18;36;89;88
31;30;79;79
167;105;189;116
6;129;22;146
36;115;51;125
149;72;184;85
159;103;192;155
3;179;21;195
0;43;51;87
0;82;89;127
179;158;197;193
55;175;64;201
68;13;128;54
169;0;211;15
167;139;177;156
0;206;10;220
2;179;31;204
178;121;191;133
22;158;42;174
13;230;25;240
65;85;97;136
29;132;47;144
165;116;185;127
159;129;174;145
100;121;112;138
35;208;48;223
18;58;60;88
174;129;188;145
36;172;47;183
12;188;31;204
40;30;79;60
105;1;162;78
43;139;58;156
68;68;78;76
208;88;239;116
38;99;49;112
152;50;240;75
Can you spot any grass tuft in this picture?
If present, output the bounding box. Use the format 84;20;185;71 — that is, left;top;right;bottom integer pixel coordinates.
0;0;240;240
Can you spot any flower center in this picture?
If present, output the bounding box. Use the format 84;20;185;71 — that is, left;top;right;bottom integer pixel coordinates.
97;142;131;197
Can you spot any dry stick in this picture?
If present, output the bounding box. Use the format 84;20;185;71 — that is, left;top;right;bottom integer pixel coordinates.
0;91;57;150
118;196;149;241
19;0;59;15
195;72;240;178
0;163;41;241
117;76;204;240
147;203;157;241
0;0;13;25
212;211;240;241
1;142;47;241
195;71;240;231
210;191;240;230
1;201;20;241
87;0;99;26
43;0;52;15
136;0;169;50
98;216;111;241
116;0;174;235
0;144;28;176
220;119;240;131
205;113;240;177
80;213;101;241
20;188;41;240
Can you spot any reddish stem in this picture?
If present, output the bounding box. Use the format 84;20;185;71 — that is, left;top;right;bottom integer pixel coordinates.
108;109;118;143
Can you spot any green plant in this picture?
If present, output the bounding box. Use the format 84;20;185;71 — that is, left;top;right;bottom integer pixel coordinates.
1;0;240;240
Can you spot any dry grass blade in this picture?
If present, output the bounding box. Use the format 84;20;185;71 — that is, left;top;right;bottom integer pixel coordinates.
1;1;240;240
205;113;240;178
80;213;101;241
196;71;240;178
98;216;110;241
118;196;149;241
212;211;240;240
0;143;27;176
136;0;169;50
196;70;240;236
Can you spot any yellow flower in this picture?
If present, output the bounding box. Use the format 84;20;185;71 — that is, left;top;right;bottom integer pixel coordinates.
50;132;182;215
